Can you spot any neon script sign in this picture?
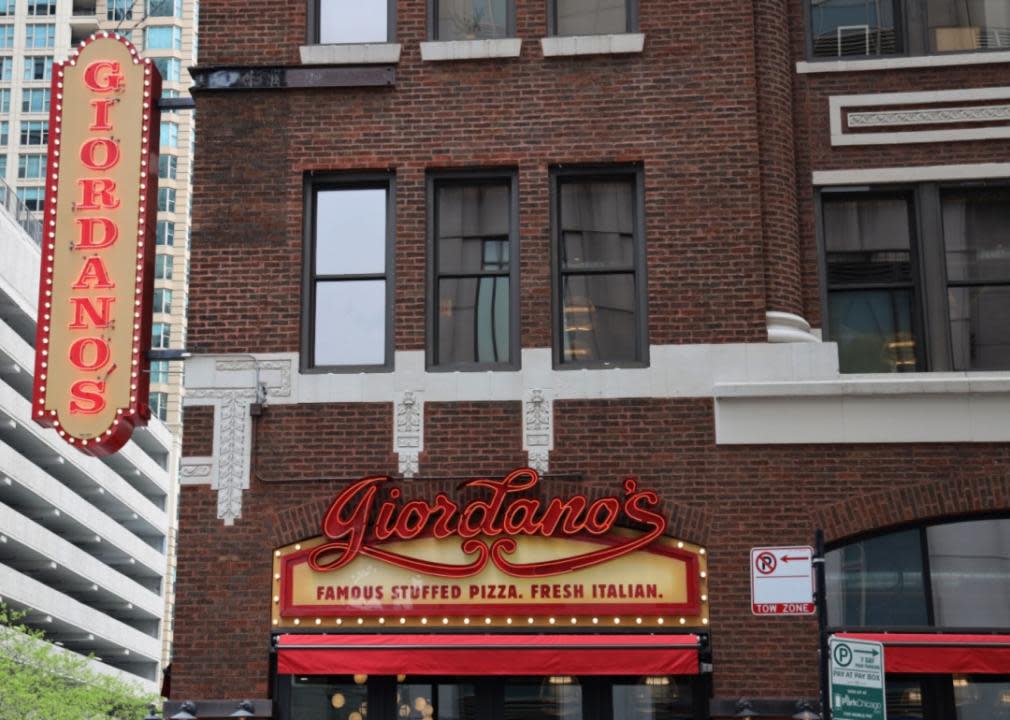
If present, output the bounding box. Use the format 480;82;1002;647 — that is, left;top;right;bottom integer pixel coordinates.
308;468;668;578
32;34;161;456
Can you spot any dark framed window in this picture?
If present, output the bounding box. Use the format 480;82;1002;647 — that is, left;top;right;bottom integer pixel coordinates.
549;0;637;36
826;515;1010;629
302;173;395;372
23;55;52;81
819;183;1010;372
807;0;1010;59
150;391;168;420
426;170;519;370
881;675;1010;719
551;166;648;369
310;0;395;43
430;0;514;40
159;154;178;180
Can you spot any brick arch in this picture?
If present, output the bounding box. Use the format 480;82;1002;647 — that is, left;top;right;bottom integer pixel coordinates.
269;472;713;548
816;475;1010;544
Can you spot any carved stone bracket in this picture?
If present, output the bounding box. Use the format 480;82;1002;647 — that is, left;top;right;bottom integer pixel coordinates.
394;391;424;478
523;389;554;474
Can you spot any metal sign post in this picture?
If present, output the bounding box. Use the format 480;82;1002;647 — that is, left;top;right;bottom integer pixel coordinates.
815;529;831;720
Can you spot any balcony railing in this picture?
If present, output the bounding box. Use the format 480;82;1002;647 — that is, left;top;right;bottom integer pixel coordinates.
0;178;42;246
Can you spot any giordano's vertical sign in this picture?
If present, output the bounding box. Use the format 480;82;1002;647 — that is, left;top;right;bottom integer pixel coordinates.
32;34;161;456
272;468;710;628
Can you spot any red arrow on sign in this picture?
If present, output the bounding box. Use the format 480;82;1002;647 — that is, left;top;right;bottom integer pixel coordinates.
781;555;810;563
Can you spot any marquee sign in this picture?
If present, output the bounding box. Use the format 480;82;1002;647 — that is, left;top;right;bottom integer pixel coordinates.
32;34;161;456
272;469;709;628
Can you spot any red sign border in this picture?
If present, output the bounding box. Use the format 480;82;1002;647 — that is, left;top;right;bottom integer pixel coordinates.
749;545;816;617
279;532;703;619
31;33;161;457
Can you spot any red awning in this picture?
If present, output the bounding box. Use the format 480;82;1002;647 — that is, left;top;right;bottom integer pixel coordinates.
277;634;700;676
836;633;1010;674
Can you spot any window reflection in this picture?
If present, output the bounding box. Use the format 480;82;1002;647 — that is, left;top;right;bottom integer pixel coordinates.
612;678;695;720
504;680;582;720
290;676;368;720
954;676;1010;719
397;682;477;720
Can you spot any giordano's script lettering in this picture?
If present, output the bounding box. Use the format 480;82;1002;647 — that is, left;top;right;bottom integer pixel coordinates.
308;468;667;579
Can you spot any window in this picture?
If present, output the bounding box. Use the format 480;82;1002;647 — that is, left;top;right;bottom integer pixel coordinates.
107;0;132;20
26;0;55;15
826;516;1010;628
821;184;1010;372
0;24;13;48
153;57;181;82
0;0;14;16
153;287;172;314
427;171;518;369
551;0;634;36
807;0;900;57
552;167;647;368
0;89;8;113
152;322;171;349
0;157;6;177
159;122;178;149
19;120;47;145
17;154;46;179
24;24;55;49
155;253;173;279
23;56;52;81
149;361;169;384
159;154;177;180
147;0;182;17
0;56;11;81
303;175;394;370
149;391;168;420
145;25;182;50
432;0;511;40
156;220;175;245
315;0;391;43
21;87;49;113
0;121;7;145
16;186;43;212
158;186;176;212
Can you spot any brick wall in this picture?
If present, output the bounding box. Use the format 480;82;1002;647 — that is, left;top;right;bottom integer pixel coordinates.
173;399;1010;700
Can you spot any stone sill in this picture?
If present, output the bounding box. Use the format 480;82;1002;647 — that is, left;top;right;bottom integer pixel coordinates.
420;38;522;61
796;49;1010;74
299;43;402;65
714;373;1010;398
540;33;644;57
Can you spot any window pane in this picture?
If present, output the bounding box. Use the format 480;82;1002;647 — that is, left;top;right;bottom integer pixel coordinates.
150;360;169;384
437;0;508;39
438;236;510;274
828;289;917;373
557;0;627;35
949;286;1010;370
929;0;1010;51
397;683;477;720
612;679;696;720
314;279;386;365
885;677;926;718
316;188;386;275
438;183;509;238
826;528;928;627
560;180;635;270
953;676;1010;719
943;188;1010;284
824;196;912;282
320;0;387;42
438;276;510;364
928;518;1010;627
562;273;636;364
290;677;367;720
809;0;898;57
504;682;582;720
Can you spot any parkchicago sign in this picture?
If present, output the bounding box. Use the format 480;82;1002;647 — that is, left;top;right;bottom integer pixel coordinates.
32;34;161;456
272;469;710;627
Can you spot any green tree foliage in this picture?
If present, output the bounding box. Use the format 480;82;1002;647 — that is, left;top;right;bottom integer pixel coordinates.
0;603;158;720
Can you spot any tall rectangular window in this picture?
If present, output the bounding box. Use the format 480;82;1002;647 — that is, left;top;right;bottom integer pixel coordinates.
0;56;11;80
0;156;7;177
16;186;44;211
317;0;390;43
23;56;52;81
433;0;511;40
158;154;177;180
153;57;181;82
428;172;518;369
0;24;13;48
21;87;49;113
17;154;46;179
149;361;169;384
0;0;14;16
553;167;647;367
20;120;48;145
152;322;171;349
158;186;176;212
0;121;8;145
24;24;55;48
153;287;173;314
145;25;182;50
156;220;175;245
823;193;919;373
159;122;178;149
0;89;9;113
149;391;168;420
108;0;132;20
942;187;1010;370
155;253;173;279
552;0;632;36
304;176;393;370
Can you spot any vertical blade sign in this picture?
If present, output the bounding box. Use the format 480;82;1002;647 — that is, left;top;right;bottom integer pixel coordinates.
32;34;161;456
